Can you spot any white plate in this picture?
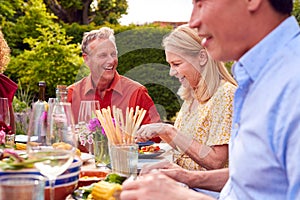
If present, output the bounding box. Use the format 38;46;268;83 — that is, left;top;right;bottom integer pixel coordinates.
15;135;38;143
80;153;94;163
138;149;166;159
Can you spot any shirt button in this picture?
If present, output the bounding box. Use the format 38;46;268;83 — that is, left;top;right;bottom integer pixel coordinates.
234;123;239;129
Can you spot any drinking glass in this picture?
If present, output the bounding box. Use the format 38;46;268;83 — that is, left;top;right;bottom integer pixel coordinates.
77;100;100;154
109;143;139;178
0;97;14;147
0;97;10;126
0;174;45;200
27;101;77;200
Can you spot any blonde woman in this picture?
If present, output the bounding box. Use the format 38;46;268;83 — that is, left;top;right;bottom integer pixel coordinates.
136;26;237;171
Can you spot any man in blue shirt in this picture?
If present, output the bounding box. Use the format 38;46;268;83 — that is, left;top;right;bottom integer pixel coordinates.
120;0;300;199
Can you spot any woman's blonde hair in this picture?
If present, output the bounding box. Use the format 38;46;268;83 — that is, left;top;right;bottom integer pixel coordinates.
0;30;10;73
162;25;236;103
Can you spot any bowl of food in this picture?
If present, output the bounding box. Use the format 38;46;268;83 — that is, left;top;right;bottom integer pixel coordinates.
0;149;82;200
78;169;108;187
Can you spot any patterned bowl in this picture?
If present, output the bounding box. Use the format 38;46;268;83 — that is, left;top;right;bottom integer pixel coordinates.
0;158;82;200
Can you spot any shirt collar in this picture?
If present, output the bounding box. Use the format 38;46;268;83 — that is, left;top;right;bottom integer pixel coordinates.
108;71;123;96
236;16;300;82
83;71;123;96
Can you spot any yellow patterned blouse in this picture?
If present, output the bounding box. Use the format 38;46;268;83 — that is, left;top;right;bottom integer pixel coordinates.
173;81;236;171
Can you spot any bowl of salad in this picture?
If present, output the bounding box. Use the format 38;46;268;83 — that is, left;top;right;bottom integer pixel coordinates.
0;149;82;200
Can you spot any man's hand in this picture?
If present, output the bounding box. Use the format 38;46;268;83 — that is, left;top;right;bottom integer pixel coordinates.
120;171;214;200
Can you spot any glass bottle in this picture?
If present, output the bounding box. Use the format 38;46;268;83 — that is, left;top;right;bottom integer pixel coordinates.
49;85;75;145
38;81;46;102
28;81;48;145
56;85;68;102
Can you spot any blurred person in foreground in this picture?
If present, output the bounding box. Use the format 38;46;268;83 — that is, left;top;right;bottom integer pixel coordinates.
67;27;161;150
0;30;18;133
135;25;237;172
121;0;300;199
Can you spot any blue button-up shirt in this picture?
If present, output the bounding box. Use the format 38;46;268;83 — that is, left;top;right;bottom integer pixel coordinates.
220;16;300;199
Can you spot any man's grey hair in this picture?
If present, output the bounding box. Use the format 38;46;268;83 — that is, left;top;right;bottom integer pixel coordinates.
81;27;117;54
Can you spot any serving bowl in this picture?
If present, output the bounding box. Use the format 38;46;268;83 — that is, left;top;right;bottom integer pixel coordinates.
78;169;108;187
0;158;82;200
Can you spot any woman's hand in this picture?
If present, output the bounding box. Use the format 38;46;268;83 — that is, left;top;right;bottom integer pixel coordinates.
135;123;175;142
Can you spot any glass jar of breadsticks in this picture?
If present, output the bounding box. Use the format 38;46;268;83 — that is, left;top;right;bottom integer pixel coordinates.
95;106;146;177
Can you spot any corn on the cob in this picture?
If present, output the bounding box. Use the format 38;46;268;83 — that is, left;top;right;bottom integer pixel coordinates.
91;181;122;200
15;142;27;150
15;142;81;156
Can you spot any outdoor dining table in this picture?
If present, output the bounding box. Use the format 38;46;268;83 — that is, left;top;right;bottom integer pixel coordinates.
66;142;173;199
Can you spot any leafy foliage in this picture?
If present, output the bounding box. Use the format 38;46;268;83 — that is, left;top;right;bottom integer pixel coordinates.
1;0;58;56
293;0;300;24
0;0;23;26
44;0;128;25
124;63;182;120
7;25;82;100
92;0;128;25
63;22;98;44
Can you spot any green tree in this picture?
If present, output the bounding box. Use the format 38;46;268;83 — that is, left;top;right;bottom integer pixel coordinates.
2;0;85;100
0;0;23;26
7;25;82;100
43;0;128;25
2;0;58;56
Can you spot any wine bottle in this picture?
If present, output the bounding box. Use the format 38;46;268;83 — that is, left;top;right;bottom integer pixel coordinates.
38;81;46;102
30;81;48;145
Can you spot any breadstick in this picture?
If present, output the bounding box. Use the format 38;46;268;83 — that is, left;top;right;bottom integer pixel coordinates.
132;109;147;137
95;110;113;142
112;106;122;144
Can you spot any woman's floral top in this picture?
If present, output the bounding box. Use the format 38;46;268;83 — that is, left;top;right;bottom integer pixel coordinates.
173;82;236;171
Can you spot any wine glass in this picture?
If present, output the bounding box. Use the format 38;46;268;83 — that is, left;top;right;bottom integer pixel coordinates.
27;101;77;200
0;98;10;126
0;98;14;147
77;100;100;154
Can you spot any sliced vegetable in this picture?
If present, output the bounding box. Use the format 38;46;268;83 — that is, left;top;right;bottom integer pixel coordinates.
104;173;127;185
